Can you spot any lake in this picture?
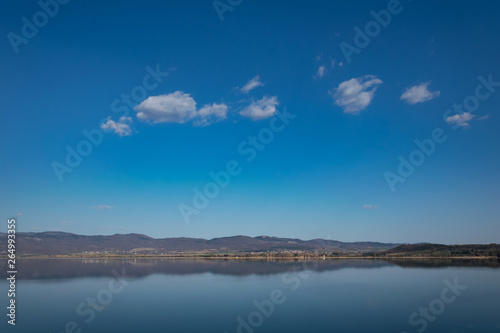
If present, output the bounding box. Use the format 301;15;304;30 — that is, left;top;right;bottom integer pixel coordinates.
1;258;499;332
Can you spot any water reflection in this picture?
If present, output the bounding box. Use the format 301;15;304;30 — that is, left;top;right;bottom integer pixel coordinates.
1;258;497;280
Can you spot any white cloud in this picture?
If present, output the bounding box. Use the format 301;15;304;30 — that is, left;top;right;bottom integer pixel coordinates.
240;75;264;94
16;212;23;216
91;205;113;210
314;66;327;79
134;91;197;123
239;96;279;121
135;92;229;127
197;102;228;119
400;82;440;104
331;75;382;114
100;116;133;136
193;103;228;127
362;204;378;209
446;112;474;127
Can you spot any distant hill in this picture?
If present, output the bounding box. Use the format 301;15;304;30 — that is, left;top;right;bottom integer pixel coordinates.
383;243;500;257
0;232;400;255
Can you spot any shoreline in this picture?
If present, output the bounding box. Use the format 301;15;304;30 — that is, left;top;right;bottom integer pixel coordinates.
1;255;498;260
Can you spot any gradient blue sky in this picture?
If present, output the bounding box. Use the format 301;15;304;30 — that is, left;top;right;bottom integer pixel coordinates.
1;0;499;244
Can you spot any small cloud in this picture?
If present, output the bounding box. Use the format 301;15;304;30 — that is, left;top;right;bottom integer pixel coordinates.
193;103;228;127
135;91;197;124
239;96;279;121
338;62;344;67
478;115;490;121
362;204;378;209
101;116;133;136
330;59;336;68
400;82;440;104
135;92;229;127
91;205;113;210
316;53;323;62
16;212;23;216
446;112;474;127
330;75;382;114
240;75;264;94
314;66;327;79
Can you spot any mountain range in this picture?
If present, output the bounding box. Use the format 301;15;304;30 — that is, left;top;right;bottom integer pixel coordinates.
0;232;400;255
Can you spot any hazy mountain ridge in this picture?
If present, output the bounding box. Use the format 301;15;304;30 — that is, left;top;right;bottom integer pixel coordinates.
383;243;500;257
0;232;400;255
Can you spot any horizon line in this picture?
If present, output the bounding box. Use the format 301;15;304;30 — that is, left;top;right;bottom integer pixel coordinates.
3;230;498;246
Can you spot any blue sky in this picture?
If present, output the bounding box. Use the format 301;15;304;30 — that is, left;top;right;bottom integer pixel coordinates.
1;0;499;244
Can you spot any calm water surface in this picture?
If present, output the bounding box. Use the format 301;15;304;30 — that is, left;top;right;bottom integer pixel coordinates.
1;259;499;333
